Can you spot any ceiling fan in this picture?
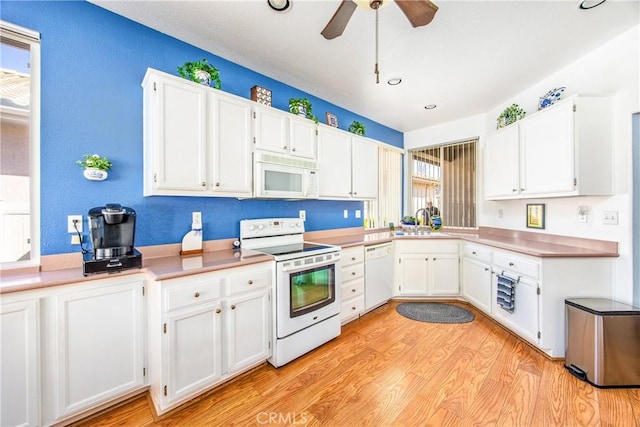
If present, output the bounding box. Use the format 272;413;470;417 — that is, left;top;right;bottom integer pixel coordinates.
321;0;439;83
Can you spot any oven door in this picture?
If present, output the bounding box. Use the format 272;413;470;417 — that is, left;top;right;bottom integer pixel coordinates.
275;252;341;338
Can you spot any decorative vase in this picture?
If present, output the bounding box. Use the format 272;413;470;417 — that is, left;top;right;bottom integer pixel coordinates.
194;69;211;86
83;168;108;181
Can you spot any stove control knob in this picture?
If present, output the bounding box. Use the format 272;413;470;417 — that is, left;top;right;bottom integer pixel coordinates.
249;225;256;231
297;222;302;227
290;223;296;228
258;224;264;230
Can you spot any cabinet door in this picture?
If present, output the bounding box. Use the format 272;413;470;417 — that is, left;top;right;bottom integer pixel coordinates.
225;289;271;373
289;115;317;159
492;275;540;345
149;76;208;193
484;125;519;199
54;281;145;418
317;126;352;198
210;92;253;196
165;301;223;404
462;257;492;313
520;101;575;196
429;253;460;296
1;299;39;427
351;136;378;199
253;105;288;155
397;254;429;295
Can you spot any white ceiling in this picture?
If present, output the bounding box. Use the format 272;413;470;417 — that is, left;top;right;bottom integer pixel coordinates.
89;0;639;133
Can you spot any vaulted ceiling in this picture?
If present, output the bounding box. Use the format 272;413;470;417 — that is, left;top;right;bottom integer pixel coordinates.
90;0;639;132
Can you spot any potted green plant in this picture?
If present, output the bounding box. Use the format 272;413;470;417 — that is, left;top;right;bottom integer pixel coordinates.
77;154;112;181
177;59;222;89
348;120;366;136
496;103;526;129
289;98;318;123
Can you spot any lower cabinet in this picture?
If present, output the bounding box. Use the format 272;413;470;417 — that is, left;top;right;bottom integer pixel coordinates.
47;278;147;423
394;240;460;297
461;243;492;314
1;297;40;427
148;262;273;415
340;245;365;324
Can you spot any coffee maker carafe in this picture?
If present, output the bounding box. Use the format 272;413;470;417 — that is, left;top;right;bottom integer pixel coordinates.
83;203;142;275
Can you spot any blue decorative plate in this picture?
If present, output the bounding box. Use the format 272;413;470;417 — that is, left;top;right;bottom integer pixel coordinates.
538;87;565;110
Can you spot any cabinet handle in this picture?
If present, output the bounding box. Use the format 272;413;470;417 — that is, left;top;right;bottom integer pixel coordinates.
201;182;206;187
351;272;356;276
194;292;200;298
484;267;489;271
472;251;477;255
352;288;356;293
425;258;428;261
509;262;515;266
248;280;254;285
283;146;287;150
520;188;526;192
292;147;296;152
352;306;357;311
433;258;436;261
215;182;220;187
353;192;357;195
351;257;356;261
512;188;518;192
216;308;221;314
231;305;236;310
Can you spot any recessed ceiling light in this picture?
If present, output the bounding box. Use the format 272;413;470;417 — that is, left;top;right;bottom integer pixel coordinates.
424;104;437;110
578;0;606;9
387;77;402;86
268;0;291;12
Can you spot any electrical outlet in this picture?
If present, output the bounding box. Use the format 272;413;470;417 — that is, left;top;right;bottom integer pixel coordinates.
67;215;83;233
343;210;349;219
602;210;619;225
299;210;306;221
355;210;361;219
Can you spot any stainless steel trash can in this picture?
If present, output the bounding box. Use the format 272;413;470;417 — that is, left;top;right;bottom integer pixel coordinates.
565;298;640;387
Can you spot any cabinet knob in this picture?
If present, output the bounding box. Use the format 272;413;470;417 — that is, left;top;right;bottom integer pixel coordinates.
291;147;296;152
509;262;515;266
425;258;429;261
194;292;200;298
351;272;356;276
484;267;489;271
352;306;357;311
201;182;206;187
231;305;236;310
512;189;518;192
248;280;254;285
433;258;437;261
520;188;526;192
353;192;357;195
216;182;221;187
351;257;356;261
283;146;287;150
472;251;477;255
352;288;356;293
215;308;221;314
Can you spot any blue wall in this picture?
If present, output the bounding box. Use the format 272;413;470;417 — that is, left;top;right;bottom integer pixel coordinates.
1;1;403;255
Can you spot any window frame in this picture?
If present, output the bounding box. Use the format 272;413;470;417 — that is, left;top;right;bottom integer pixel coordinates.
1;20;41;271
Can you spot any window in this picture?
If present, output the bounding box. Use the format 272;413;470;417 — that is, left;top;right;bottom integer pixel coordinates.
364;145;402;229
1;21;40;269
409;138;477;229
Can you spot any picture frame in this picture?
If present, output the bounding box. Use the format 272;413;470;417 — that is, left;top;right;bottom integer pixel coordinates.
325;112;338;128
526;204;545;229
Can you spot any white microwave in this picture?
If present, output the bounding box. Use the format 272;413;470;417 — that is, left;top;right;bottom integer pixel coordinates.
254;152;320;199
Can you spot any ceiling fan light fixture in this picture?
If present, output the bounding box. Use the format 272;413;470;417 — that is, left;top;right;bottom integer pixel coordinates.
387;77;402;86
424;104;437;110
267;0;291;12
578;0;606;9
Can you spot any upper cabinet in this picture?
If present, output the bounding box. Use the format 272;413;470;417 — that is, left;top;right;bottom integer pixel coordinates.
484;95;613;200
142;69;252;198
252;104;317;160
317;125;378;200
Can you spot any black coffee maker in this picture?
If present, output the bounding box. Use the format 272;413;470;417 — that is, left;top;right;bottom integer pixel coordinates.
83;203;142;276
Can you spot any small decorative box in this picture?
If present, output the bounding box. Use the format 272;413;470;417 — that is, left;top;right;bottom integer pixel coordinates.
251;85;272;106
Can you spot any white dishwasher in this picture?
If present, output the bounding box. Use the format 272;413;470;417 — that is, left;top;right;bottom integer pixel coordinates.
365;242;394;311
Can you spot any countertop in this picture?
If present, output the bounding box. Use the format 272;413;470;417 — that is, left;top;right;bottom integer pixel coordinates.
1;227;617;295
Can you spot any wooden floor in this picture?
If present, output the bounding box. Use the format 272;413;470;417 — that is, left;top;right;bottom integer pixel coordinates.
76;301;640;427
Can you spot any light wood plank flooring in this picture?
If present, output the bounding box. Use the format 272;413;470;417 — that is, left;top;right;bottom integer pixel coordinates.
75;301;640;426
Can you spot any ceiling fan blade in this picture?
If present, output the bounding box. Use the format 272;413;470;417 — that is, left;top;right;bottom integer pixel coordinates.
395;0;438;28
321;0;358;40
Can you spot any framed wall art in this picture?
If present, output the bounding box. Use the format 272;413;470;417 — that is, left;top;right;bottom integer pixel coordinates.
526;204;545;229
325;112;338;128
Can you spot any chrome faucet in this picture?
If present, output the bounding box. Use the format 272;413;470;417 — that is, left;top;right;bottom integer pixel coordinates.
414;207;431;234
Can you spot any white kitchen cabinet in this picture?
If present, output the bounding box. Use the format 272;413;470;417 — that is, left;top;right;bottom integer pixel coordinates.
394;240;459;297
317;125;378;200
492;273;540;345
484;95;612;200
340;245;365;324
142;68;252;197
461;244;493;314
148;262;273;415
252;105;317;160
1;297;40;427
50;278;146;421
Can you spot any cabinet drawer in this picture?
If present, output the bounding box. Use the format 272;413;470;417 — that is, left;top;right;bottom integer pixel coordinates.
164;277;223;311
493;251;539;279
341;277;365;299
341;295;365;321
341;246;365;267
462;244;492;263
342;263;364;282
226;266;272;296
